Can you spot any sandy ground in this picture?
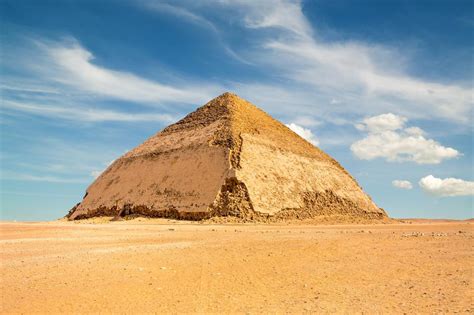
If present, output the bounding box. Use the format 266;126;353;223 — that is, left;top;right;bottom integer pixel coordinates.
1;219;472;313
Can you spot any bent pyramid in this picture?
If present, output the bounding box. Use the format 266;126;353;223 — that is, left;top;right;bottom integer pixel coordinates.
67;92;387;221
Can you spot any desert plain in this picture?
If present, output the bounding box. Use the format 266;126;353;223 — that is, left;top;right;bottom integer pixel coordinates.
0;219;472;313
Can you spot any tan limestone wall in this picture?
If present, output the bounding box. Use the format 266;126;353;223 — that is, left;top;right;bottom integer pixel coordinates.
236;133;382;216
70;145;230;219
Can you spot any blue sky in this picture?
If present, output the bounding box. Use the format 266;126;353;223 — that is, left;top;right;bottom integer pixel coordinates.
1;0;472;221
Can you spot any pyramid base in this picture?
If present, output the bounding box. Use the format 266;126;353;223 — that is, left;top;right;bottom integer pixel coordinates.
66;187;387;223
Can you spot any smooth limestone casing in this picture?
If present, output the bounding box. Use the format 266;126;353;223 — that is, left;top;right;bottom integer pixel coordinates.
235;134;380;216
68;121;232;220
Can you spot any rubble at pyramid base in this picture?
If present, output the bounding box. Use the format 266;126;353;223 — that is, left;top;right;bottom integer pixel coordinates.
67;171;387;222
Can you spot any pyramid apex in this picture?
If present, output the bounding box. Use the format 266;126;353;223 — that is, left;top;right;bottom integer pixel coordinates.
212;91;246;103
218;91;238;98
205;92;254;111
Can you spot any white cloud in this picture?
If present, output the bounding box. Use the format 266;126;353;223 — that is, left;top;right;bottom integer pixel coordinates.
356;113;407;133
419;175;474;197
286;123;319;146
351;113;460;164
392;180;413;190
2;100;176;123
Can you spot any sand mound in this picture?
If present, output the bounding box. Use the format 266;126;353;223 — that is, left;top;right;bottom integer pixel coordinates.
67;92;387;221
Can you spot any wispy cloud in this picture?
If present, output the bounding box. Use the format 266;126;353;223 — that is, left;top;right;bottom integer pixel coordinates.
0;190;77;197
1;135;125;184
1;172;89;183
236;0;313;38
0;83;61;94
2;100;176;123
143;2;218;32
139;1;252;65
39;39;218;105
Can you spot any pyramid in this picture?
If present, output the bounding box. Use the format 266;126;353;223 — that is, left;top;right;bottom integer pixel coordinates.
67;92;387;221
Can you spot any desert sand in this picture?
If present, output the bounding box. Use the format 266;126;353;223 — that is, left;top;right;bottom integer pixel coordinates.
1;219;472;313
